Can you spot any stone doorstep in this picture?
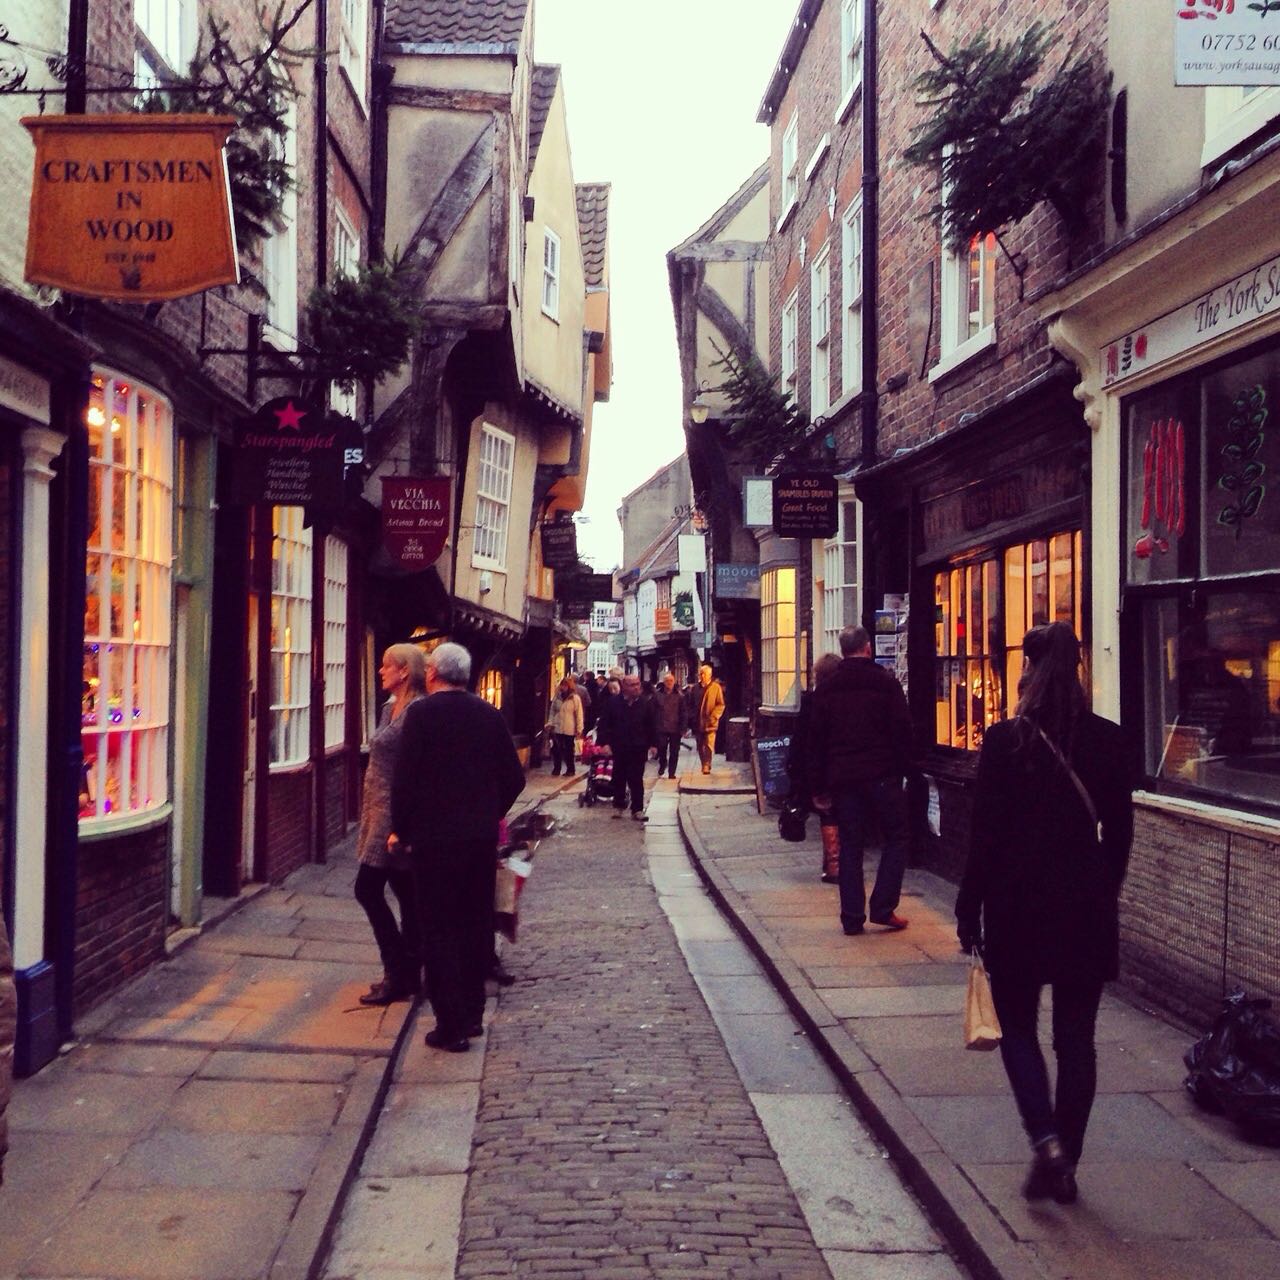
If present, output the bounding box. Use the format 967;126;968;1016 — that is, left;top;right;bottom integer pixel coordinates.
675;795;1279;1280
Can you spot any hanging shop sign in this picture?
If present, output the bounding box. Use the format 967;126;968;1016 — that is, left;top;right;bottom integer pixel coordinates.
1175;3;1280;87
715;563;761;600
382;476;452;568
772;471;839;539
22;114;239;301
677;533;707;573
541;520;579;570
654;606;672;634
1102;249;1280;390
562;599;593;622
555;572;614;602
743;476;774;528
672;589;696;629
230;398;343;507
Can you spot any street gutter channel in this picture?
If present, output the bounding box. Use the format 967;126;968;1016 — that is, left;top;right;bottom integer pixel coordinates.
677;800;1043;1280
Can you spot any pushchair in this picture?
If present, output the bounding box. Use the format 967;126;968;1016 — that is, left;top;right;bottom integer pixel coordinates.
577;736;616;807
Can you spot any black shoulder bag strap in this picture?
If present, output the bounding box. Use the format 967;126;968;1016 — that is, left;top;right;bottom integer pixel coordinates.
1034;725;1103;844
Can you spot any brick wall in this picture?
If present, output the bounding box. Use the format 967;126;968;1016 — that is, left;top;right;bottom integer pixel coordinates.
73;823;168;1015
0;452;9;909
1119;807;1280;1027
264;769;312;883
324;751;348;847
870;0;1106;463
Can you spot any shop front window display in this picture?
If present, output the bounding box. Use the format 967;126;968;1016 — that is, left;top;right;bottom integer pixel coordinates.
1125;338;1280;809
80;372;174;821
934;529;1083;751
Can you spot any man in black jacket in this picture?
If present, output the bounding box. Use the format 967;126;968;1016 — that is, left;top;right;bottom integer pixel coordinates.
651;671;687;778
390;642;525;1051
808;626;917;936
596;673;657;820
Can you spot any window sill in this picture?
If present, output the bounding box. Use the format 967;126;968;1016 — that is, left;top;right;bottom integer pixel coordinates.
263;322;297;354
1134;788;1280;838
804;133;831;182
541;306;560;324
1201;87;1280;168
269;760;312;776
928;326;997;385
79;802;173;843
471;557;507;574
775;199;798;235
835;80;861;126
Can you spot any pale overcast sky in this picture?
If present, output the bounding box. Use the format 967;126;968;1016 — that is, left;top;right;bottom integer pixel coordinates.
533;1;795;570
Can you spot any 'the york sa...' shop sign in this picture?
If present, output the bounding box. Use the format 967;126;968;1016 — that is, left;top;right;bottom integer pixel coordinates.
22;114;239;301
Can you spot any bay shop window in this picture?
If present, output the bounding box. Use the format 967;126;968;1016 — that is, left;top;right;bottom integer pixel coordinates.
271;507;312;766
1124;339;1280;811
81;372;174;822
933;531;1084;752
761;566;801;708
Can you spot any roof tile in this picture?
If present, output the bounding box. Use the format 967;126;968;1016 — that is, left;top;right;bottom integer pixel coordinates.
575;183;610;289
385;0;530;49
527;64;560;167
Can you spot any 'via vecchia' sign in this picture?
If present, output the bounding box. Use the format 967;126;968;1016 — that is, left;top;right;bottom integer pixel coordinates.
382;477;451;568
22;114;239;301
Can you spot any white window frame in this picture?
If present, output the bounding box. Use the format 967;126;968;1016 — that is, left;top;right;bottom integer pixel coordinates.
135;0;193;75
821;499;861;657
270;507;312;768
842;195;863;397
839;0;864;107
810;246;832;416
933;154;997;379
1202;86;1280;168
323;537;348;751
761;567;800;710
81;370;175;826
338;0;368;104
781;113;800;222
262;94;298;350
472;423;515;570
542;228;561;321
781;288;799;394
330;206;360;419
587;643;611;674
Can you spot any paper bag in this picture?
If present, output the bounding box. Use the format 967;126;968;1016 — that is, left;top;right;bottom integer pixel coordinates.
965;956;1002;1051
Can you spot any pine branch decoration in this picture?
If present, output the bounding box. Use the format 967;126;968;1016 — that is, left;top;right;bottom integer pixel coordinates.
903;23;1109;250
709;340;808;464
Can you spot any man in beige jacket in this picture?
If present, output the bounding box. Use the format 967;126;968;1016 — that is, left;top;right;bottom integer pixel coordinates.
694;664;725;776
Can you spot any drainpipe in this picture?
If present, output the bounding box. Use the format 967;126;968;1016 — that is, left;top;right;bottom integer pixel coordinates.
370;0;391;261
859;0;879;469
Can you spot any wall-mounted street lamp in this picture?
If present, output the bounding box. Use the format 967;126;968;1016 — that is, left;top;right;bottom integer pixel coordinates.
689;380;716;425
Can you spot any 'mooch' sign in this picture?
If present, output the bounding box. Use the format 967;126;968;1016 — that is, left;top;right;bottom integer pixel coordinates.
22;113;239;301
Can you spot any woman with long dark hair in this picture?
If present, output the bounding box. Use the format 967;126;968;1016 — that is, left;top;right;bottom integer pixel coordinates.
956;622;1134;1204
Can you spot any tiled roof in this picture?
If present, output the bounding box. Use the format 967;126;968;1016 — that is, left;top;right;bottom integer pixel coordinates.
385;0;530;50
575;183;610;289
528;64;560;168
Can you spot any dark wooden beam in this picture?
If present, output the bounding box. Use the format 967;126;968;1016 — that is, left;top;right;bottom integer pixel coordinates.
387;84;512;113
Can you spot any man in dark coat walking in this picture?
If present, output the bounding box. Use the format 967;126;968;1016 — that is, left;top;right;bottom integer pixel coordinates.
596;673;657;819
390;642;525;1051
808;625;918;936
651;671;687;778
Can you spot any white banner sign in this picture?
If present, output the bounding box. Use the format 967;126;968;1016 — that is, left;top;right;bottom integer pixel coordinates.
1175;1;1280;87
1101;249;1280;389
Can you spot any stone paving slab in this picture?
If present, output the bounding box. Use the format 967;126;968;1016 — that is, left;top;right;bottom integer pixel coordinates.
678;789;1280;1280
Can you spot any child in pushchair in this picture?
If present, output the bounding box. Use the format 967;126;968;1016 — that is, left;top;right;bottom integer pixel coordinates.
577;735;615;807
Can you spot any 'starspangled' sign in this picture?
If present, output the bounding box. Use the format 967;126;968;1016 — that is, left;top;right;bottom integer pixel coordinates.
231;399;342;508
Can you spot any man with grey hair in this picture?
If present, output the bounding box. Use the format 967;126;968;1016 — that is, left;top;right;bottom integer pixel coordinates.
808;624;917;936
391;642;525;1051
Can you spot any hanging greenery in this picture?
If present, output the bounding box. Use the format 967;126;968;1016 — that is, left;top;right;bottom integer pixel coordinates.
306;255;423;390
709;339;809;463
903;23;1110;251
138;2;312;255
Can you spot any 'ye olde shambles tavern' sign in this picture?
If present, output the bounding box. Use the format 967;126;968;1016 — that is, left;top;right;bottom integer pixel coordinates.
773;472;838;539
230;399;343;508
22;113;239;301
382;477;451;569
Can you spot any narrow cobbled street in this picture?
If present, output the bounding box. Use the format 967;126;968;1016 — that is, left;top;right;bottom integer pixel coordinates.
407;775;963;1280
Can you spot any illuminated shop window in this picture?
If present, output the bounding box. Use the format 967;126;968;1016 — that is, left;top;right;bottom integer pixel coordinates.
933;530;1083;751
271;507;312;766
324;536;348;750
761;566;800;708
81;371;174;823
478;667;504;710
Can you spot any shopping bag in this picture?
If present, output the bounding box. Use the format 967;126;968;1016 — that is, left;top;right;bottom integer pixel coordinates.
965;955;1002;1051
494;854;532;942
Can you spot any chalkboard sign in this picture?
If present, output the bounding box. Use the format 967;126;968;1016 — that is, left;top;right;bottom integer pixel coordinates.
751;735;792;815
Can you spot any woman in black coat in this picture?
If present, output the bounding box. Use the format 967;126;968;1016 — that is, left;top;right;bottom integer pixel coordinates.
956;622;1134;1205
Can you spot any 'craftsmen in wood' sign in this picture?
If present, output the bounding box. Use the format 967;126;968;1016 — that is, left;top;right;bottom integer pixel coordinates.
22;113;239;301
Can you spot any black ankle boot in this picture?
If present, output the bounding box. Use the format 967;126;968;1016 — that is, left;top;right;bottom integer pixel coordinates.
1023;1136;1075;1203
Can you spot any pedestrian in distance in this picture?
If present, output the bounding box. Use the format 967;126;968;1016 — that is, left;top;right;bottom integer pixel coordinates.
353;644;427;1006
579;672;596;734
808;625;917;935
652;671;687;779
787;652;843;882
955;622;1134;1205
390;642;526;1052
596;672;658;820
693;663;725;776
547;676;584;777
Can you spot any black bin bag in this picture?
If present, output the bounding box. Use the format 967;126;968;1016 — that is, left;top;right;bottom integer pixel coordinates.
1184;988;1280;1146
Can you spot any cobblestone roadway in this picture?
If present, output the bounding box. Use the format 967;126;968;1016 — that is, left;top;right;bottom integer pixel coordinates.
455;788;832;1280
